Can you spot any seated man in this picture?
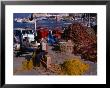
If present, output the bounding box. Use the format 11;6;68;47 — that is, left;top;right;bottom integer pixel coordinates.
22;37;36;52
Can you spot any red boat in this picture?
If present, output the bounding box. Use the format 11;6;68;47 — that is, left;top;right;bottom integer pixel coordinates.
37;27;49;39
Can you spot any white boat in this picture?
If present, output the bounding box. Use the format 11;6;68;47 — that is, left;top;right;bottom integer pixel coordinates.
28;20;35;23
14;28;35;43
16;18;23;23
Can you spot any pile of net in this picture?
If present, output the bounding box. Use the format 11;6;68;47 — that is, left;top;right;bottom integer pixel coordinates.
22;59;33;70
61;58;89;75
13;59;33;74
63;23;97;62
48;57;89;75
48;64;63;75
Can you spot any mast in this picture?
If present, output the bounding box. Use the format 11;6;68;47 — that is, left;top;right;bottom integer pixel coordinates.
88;13;91;27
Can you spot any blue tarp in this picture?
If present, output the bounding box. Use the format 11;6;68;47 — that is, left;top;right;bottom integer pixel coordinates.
48;32;57;45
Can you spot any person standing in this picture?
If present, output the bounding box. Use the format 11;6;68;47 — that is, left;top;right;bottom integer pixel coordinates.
41;38;48;52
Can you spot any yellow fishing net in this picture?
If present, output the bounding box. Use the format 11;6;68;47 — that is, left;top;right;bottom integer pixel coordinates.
61;58;89;75
22;59;33;70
